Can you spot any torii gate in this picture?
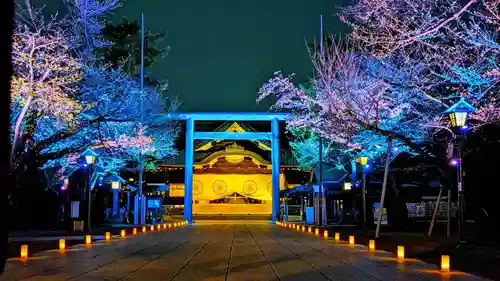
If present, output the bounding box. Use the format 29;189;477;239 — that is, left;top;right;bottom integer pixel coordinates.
158;112;289;224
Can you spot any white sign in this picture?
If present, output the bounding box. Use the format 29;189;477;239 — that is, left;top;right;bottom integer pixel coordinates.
71;201;80;218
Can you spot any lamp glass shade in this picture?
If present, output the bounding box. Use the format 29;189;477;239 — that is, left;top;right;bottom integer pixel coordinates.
85;155;96;165
358;157;368;165
111;181;121;190
449;111;468;127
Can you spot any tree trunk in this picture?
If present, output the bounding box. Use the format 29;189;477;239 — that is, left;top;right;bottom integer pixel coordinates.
375;138;392;238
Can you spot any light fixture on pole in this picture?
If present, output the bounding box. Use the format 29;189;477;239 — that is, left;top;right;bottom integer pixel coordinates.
81;149;98;233
357;156;369;230
444;97;475;238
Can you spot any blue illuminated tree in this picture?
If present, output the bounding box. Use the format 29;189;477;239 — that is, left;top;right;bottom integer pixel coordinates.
10;0;179;189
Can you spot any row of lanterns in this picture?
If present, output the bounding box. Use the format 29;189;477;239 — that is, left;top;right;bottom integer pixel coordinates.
276;221;450;273
19;221;188;261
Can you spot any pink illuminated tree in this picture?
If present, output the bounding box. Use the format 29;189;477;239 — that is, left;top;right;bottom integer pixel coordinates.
340;0;500;128
11;5;82;166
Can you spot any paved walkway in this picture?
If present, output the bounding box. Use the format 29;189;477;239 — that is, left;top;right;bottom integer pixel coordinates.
0;224;492;281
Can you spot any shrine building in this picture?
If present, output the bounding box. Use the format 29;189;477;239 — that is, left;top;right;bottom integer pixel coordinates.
159;121;308;218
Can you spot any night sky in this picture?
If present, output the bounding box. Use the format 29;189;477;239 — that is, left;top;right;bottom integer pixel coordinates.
110;0;349;112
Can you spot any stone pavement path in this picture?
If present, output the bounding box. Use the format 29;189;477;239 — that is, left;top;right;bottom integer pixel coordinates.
0;224;493;281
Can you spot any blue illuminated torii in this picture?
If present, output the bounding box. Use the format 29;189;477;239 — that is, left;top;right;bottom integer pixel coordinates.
157;112;289;224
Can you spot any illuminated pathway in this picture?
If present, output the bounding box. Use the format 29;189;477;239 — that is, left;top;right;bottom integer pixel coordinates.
1;223;492;281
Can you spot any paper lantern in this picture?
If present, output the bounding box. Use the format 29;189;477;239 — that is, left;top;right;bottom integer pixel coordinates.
85;235;92;245
59;239;66;251
441;255;450;272
20;245;28;260
132;228;137;235
157;224;161;230
397;246;405;260
335;232;340;241
315;228;319;236
323;230;328;238
121;230;126;237
369;240;375;251
349;236;355;245
301;225;305;232
105;232;111;241
150;225;154;231
168;223;172;228
163;223;167;229
308;227;312;233
142;226;147;232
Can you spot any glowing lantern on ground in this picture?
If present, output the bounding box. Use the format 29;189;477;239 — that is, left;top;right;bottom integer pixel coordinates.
315;228;319;236
157;224;161;230
121;230;126;237
142;226;147;232
133;228;137;235
349;236;355;245
397;246;405;260
323;230;328;238
105;232;111;241
369;240;375;251
174;222;178;227
335;233;340;241
59;239;66;251
163;223;167;229
85;235;92;245
308;227;312;233
441;255;450;272
20;245;28;260
296;225;300;230
150;225;154;231
168;223;172;228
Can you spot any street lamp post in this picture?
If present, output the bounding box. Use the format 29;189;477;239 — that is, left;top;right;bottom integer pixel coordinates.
107;175;123;219
444;98;475;237
82;149;97;233
358;157;368;230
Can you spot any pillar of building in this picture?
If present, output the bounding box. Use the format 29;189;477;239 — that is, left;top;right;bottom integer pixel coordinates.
271;118;280;223
112;190;119;217
184;117;195;224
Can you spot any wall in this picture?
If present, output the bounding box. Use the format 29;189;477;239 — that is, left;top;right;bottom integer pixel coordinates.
193;203;272;215
169;173;286;201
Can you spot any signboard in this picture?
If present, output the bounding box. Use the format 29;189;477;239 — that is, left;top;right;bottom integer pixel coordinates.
147;199;161;208
70;201;80;218
406;201;457;218
169;183;185;197
373;203;388;225
305;207;314;223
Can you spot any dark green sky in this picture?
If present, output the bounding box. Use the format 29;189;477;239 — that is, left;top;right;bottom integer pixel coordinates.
111;0;348;112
